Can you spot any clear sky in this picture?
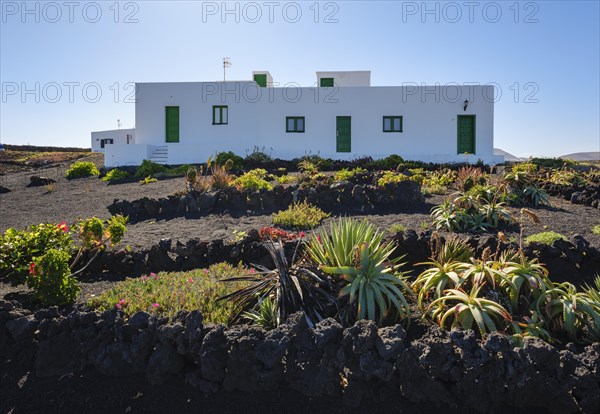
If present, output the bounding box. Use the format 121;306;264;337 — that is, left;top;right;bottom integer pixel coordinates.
1;0;599;157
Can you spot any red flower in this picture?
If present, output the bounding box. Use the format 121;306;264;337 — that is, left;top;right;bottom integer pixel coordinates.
29;262;36;275
57;221;69;233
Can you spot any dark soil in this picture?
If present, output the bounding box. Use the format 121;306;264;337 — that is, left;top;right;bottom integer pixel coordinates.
1;162;600;413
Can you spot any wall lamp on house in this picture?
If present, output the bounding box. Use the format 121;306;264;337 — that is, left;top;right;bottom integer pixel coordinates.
463;99;469;111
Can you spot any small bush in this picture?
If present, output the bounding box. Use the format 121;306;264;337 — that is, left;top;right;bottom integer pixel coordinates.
374;154;404;170
377;171;408;187
135;159;167;178
233;168;272;191
216;151;244;170
593;225;600;235
65;161;100;179
275;175;298;184
88;263;252;322
102;168;129;182
531;157;576;169
388;223;407;234
139;175;158;185
28;249;80;306
166;164;193;176
272;200;330;229
525;231;566;245
334;167;367;182
245;146;272;164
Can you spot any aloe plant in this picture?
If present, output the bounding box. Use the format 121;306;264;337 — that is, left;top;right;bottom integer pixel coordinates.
427;284;512;338
412;260;470;310
499;253;551;313
324;242;411;326
243;296;277;330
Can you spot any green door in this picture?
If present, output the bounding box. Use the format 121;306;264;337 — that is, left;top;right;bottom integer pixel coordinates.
254;74;267;87
457;115;475;154
336;116;351;153
165;106;179;143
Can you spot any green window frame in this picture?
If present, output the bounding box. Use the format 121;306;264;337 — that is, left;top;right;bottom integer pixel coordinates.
286;116;305;133
320;77;334;87
212;105;228;125
383;116;403;133
254;74;267;87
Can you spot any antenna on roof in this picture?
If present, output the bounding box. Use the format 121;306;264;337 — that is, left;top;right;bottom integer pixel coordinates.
117;119;121;129
223;57;232;81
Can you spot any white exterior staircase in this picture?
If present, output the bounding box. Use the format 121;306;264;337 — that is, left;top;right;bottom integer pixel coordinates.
149;146;168;164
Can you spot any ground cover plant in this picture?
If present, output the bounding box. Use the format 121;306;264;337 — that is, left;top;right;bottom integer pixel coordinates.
102;168;129;182
272;200;330;229
525;231;566;245
88;262;251;322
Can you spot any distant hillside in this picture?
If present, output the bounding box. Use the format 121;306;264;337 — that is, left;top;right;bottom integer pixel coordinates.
494;148;525;162
560;152;600;162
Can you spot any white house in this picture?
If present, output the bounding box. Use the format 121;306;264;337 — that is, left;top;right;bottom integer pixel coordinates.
97;70;503;167
91;128;135;153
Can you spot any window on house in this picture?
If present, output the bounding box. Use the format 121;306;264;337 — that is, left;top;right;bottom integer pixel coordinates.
254;74;267;87
213;106;228;125
286;116;305;133
320;78;334;87
383;116;403;132
100;138;114;149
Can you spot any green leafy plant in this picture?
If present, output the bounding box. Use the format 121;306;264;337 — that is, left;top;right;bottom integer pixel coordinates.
455;166;486;192
427;284;512;338
243;296;278;330
272;200;329;230
525;231;566;245
139;175;158;185
28;249;80;306
412;260;470;309
592;225;600;235
102;168;129;182
245;146;272;164
388;224;407;234
275;175;298;184
323;242;412;325
219;240;337;327
135;159;167;178
215;151;244;171
65;161;100;179
377;171;408;187
233;168;272;191
88;263;251;322
334;167;367;182
499;253;551;313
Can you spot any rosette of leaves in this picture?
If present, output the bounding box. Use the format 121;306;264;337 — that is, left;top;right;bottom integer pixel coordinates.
427;284;512;338
219;240;337;328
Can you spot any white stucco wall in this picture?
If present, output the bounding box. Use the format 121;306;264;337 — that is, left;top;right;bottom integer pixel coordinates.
91;129;135;153
121;81;499;168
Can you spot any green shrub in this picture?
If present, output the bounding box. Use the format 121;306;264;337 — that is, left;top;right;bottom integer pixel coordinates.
593;225;600;235
166;164;193;176
102;168;129;182
135;159;167;178
525;231;566;245
65;161;100;179
431;194;512;233
388;223;407;234
272;200;329;229
530;157;576;169
88;263;251;322
377;171;408;187
216;151;244;170
374;154;404;170
334;167;366;181
233;168;272;191
275;175;298;184
245;146;272;164
0;223;72;285
28;249;80;306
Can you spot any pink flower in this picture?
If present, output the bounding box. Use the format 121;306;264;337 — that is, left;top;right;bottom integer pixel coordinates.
141;275;148;282
152;303;160;308
188;278;194;283
29;262;36;275
249;268;255;274
298;231;306;238
150;272;158;280
116;303;122;309
116;300;125;310
203;269;209;274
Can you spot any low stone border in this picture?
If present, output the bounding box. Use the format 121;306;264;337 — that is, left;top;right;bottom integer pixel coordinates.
107;181;424;222
543;182;600;209
1;306;598;412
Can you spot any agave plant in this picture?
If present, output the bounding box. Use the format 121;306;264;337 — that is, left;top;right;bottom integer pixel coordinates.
242;296;277;330
323;242;411;326
522;185;550;207
219;240;337;328
510;311;553;345
462;258;509;289
306;217;388;268
433;236;475;264
535;281;600;343
478;200;513;228
431;200;464;232
427;284;512;338
412;259;470;310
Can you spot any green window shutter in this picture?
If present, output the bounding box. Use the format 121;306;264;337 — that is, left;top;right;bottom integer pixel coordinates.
213;106;228;125
254;74;267;87
165;106;179;142
320;78;334;87
286;116;305;133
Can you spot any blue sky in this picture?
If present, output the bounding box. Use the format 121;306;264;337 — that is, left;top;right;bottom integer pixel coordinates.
1;0;599;157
